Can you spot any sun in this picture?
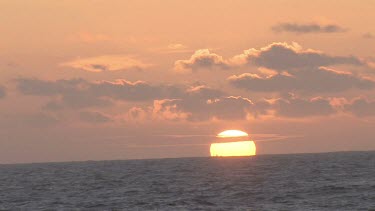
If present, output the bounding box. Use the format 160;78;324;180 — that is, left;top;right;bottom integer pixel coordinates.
210;130;256;157
217;130;249;138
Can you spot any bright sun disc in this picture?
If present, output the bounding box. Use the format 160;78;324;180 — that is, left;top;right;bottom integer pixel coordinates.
217;130;248;138
210;141;256;157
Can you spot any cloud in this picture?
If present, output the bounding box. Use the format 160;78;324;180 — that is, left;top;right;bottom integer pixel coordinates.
149;43;191;54
15;77;364;121
127;107;148;121
42;101;64;111
185;85;224;100
89;79;185;101
16;78;111;108
363;33;374;39
24;112;60;127
79;111;112;123
67;32;110;43
152;99;191;121
149;93;342;121
174;49;229;72
233;42;363;70
178;43;365;73
61;55;151;72
0;86;6;98
168;43;187;50
16;78;224;109
149;85;227;121
344;98;375;117
16;76;374;121
16;78;88;96
151;96;271;121
274;95;336;117
228;67;374;93
204;96;270;120
272;22;347;34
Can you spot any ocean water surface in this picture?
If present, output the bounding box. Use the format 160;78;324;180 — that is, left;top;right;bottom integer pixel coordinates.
1;151;374;210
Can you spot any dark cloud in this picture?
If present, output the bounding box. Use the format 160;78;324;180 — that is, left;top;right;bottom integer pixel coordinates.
0;86;6;98
79;111;112;123
89;80;185;101
344;98;375;117
236;42;363;70
16;78;87;96
184;85;224;100
274;95;336;117
127;107;148;120
16;78;111;108
60;91;112;108
152;96;272;121
151;93;340;120
42;101;64;111
150;85;227;121
272;22;347;34
205;96;271;120
176;43;365;73
174;49;229;72
23;112;60;127
228;67;374;93
16;78;224;109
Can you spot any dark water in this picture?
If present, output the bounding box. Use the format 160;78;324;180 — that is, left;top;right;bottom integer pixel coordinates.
1;151;374;210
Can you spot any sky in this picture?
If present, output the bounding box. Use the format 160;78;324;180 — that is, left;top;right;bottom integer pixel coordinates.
1;0;375;163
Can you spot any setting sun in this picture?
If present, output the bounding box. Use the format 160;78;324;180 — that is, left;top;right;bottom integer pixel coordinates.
210;141;256;157
217;130;249;138
210;130;256;157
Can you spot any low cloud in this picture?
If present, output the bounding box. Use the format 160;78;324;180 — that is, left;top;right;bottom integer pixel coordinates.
174;49;229;73
0;86;6;98
344;98;375;117
151;96;267;121
24;112;60;127
149;94;342;121
177;43;364;72
79;111;112;123
272;22;347;34
228;67;374;93
152;99;191;121
274;95;336;117
16;78;111;108
16;78;224;109
363;33;374;39
127;107;148;121
61;55;151;72
233;42;363;71
15;77;375;121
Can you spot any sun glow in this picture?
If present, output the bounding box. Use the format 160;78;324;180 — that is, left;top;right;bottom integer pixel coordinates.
210;130;256;157
217;130;248;138
210;141;256;157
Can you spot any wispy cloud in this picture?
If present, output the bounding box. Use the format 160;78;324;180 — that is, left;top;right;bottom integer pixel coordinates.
67;31;110;43
61;55;152;72
79;111;113;123
363;32;374;39
0;86;6;99
272;22;347;34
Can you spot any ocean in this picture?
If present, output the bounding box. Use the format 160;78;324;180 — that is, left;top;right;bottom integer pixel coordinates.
1;151;374;210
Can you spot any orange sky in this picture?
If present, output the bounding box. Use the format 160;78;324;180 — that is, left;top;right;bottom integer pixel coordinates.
1;0;375;163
